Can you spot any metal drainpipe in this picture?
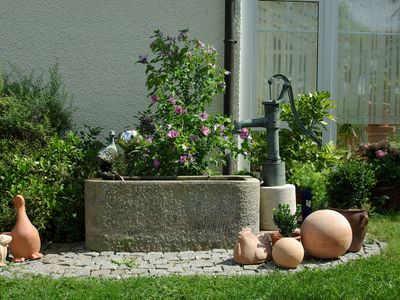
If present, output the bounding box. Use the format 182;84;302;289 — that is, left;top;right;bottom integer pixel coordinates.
223;0;237;175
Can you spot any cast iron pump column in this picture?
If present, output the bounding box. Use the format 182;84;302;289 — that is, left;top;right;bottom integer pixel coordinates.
235;74;321;187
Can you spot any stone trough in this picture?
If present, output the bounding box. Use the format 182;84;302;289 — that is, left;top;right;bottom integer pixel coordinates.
85;176;260;252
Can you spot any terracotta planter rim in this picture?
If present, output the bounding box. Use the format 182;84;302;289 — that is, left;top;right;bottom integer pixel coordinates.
330;207;367;213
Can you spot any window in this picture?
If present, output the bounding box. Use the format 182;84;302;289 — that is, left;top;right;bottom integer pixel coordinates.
337;0;400;125
249;0;400;138
257;1;319;115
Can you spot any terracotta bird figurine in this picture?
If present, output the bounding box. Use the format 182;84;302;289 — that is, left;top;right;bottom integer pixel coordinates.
233;227;269;265
0;234;12;266
9;195;43;262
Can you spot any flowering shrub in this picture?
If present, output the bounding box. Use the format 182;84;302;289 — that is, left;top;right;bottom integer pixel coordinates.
356;141;400;187
119;30;250;176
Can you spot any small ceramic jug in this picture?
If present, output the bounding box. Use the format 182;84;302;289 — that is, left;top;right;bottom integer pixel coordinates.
0;234;12;266
9;195;43;262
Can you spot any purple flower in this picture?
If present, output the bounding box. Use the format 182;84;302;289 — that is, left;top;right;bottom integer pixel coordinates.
153;159;161;169
169;97;177;105
175;105;184;114
214;124;225;135
146;136;153;143
376;150;387;158
167;130;179;138
239;128;249;140
151;95;160;103
199;112;209;121
179;155;188;163
190;134;199;142
201;126;210;137
137;54;148;64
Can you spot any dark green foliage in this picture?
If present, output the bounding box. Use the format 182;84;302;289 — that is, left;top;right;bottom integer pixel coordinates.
272;203;301;237
1;64;73;141
327;160;377;209
0;66;102;242
0;130;102;242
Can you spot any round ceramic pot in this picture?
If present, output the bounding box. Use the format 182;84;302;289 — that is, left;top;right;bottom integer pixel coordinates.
300;209;352;259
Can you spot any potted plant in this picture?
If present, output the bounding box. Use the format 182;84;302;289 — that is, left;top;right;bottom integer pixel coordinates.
85;30;258;252
289;162;329;220
327;159;376;252
271;203;301;244
356;141;400;212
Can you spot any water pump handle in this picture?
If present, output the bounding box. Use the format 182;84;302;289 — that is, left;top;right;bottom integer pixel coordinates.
268;74;322;149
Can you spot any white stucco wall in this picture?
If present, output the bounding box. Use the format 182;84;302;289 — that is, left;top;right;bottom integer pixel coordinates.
0;0;225;135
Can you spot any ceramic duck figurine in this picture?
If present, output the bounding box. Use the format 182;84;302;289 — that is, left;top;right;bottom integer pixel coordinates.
97;130;118;172
0;234;12;266
9;195;43;262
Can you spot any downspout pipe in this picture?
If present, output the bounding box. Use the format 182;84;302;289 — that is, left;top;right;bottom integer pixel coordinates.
223;0;237;174
223;0;237;117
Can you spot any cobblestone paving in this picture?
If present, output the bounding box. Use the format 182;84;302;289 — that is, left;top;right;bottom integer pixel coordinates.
0;241;386;279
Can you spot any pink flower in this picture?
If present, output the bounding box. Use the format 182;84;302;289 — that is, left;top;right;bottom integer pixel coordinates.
375;150;387;158
151;95;160;103
179;155;188;163
169;97;176;105
214;124;225;135
153;159;161;169
239;128;249;139
199;112;208;121
167;130;179;138
175;105;184;114
201;126;210;137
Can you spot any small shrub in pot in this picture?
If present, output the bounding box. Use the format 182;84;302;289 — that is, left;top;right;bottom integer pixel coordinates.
327;159;376;209
272;203;301;237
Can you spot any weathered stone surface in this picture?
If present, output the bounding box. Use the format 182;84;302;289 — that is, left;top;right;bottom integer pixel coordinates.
85;176;260;252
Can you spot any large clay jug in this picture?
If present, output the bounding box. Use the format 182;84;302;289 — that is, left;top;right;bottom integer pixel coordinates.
9;195;43;262
332;208;368;252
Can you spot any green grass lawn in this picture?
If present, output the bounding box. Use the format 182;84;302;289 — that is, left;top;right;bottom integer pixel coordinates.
0;214;399;300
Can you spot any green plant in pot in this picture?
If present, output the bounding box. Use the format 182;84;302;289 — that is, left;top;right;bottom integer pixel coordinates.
327;159;376;252
272;203;301;244
289;162;329;220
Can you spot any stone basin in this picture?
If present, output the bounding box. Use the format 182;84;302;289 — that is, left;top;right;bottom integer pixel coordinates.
85;176;260;252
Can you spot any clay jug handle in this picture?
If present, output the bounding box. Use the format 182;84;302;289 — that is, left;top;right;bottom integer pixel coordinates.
360;213;369;227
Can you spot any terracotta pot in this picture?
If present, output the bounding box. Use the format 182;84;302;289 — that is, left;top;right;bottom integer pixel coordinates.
272;237;304;269
9;195;43;262
301;209;352;259
331;208;368;252
270;229;301;245
364;124;395;143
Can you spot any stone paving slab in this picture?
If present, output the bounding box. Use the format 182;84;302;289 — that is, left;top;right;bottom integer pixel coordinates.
0;241;386;279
